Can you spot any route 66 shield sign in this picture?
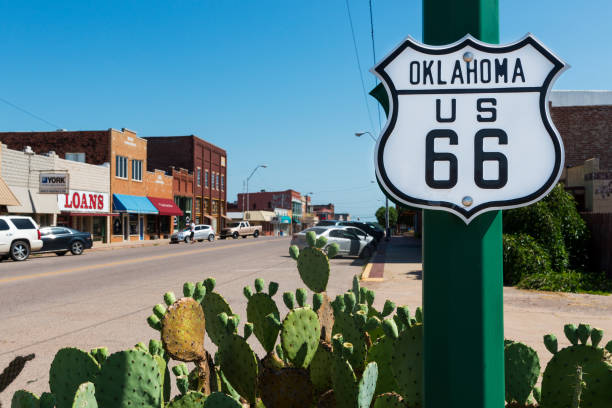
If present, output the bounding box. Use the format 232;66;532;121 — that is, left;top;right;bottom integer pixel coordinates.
372;34;567;223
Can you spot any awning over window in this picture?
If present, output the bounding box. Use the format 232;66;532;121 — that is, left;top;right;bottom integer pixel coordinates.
147;197;183;216
0;178;20;206
280;216;292;224
7;187;59;214
112;194;158;214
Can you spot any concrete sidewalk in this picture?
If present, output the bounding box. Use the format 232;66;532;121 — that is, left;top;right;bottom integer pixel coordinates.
360;235;612;369
91;238;171;251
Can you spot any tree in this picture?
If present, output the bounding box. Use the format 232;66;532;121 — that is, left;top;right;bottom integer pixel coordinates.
375;206;398;228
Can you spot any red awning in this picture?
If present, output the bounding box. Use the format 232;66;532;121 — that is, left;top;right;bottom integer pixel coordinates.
147;197;184;216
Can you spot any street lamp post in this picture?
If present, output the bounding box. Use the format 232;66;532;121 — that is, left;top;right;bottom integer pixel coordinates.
245;164;267;220
355;132;390;240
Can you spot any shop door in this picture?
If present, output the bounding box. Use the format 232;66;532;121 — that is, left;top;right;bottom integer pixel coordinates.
139;216;144;240
123;215;129;241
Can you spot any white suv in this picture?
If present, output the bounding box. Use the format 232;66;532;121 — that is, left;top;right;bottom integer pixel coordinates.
0;216;43;261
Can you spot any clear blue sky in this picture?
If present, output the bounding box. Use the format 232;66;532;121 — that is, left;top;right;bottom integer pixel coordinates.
1;1;610;220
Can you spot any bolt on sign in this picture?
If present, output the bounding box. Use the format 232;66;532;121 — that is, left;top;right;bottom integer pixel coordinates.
373;34;567;223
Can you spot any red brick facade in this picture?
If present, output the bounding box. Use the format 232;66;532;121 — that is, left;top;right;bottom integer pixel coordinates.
236;190;299;211
551;105;612;169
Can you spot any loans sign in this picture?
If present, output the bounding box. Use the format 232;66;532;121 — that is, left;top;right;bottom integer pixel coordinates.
373;34;567;223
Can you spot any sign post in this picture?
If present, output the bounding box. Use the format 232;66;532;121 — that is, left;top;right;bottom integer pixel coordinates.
423;2;503;407
370;1;566;406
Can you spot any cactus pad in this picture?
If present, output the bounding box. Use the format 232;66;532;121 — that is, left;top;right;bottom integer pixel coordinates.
246;292;280;353
541;342;612;408
162;297;206;361
167;391;207;408
201;290;233;345
504;341;540;405
259;367;314;408
332;309;368;372
318;390;336;408
309;340;334;395
391;323;423;407
367;334;398;395
202;392;241;408
373;392;408;408
331;356;357;408
11;390;39;408
296;247;330;293
49;347;100;408
217;334;258;404
281;307;321;368
357;362;378;408
72;382;97;408
94;349;163;408
317;292;335;343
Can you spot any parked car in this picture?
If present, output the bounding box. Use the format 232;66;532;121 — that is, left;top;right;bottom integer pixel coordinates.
338;221;384;242
171;225;216;243
220;221;262;239
290;226;373;258
340;226;376;248
37;226;93;256
0;216;43;261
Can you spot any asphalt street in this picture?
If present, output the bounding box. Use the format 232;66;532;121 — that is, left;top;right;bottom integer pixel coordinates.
0;236;366;404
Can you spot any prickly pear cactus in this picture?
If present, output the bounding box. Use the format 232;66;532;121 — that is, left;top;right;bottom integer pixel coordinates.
216;315;259;404
202;392;241;408
504;341;540;406
94;349;163;408
279;290;321;368
161;296;207;361
11;390;40;408
331;337;378;408
289;231;339;293
309;340;334;395
541;324;612;408
200;278;233;345
373;392;408;408
245;278;281;353
390;313;423;408
258;367;313;408
49;347;100;408
166;391;207;408
72;382;98;408
367;319;399;395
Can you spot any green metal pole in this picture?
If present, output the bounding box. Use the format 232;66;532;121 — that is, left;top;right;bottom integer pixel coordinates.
422;1;504;408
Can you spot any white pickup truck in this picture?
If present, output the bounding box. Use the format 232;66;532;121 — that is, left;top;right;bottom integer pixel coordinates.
220;221;262;239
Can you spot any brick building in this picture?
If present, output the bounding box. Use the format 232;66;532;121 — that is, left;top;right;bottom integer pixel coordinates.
313;203;335;221
144;136;228;232
0;128;182;242
171;167;194;230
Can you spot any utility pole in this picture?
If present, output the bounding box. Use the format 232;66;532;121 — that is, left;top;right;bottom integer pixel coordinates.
245;164;267;220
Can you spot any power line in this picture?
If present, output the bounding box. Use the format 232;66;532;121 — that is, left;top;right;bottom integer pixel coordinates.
0;96;62;130
369;0;381;130
344;0;376;133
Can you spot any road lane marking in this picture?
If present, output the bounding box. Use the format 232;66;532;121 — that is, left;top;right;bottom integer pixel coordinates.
0;240;276;285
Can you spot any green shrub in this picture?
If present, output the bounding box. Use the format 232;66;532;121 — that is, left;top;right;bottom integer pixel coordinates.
517;270;612;294
503;201;568;272
543;184;590;270
503;233;552;285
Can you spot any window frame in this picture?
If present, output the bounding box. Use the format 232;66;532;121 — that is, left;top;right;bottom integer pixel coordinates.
197;168;201;187
205;170;209;188
116;155;128;179
131;159;143;182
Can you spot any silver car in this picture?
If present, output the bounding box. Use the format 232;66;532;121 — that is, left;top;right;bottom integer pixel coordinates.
290;226;373;258
171;224;216;243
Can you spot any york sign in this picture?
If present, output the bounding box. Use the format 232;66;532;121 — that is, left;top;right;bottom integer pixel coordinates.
373;35;566;223
58;190;110;213
39;173;69;194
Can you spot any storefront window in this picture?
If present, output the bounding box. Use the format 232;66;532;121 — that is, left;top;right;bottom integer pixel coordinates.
129;214;138;235
112;216;122;235
161;217;170;234
93;217;105;241
147;216;156;233
212;200;219;215
204;199;210;214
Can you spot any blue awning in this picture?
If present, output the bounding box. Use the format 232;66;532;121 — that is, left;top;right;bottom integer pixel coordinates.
113;194;158;214
280;216;291;224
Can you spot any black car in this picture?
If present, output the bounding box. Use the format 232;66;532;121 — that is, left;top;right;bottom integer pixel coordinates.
338;221;384;242
37;226;93;256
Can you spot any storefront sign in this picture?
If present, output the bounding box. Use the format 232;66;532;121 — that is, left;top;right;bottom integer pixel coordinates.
58;190;110;213
373;34;566;223
39;172;69;194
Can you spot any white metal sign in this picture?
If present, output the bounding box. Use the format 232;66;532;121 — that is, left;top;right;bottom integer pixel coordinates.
39;172;69;194
372;34;567;223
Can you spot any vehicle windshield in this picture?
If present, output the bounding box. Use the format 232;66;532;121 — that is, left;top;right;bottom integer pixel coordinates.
228;223;241;228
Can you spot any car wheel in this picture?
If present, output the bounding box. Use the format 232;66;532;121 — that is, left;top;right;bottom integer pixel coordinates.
232;232;238;239
10;241;30;261
184;237;189;243
208;234;215;242
360;246;373;259
56;251;68;256
71;241;84;255
253;230;259;238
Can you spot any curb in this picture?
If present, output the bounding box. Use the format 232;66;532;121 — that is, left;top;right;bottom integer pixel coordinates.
361;243;386;282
